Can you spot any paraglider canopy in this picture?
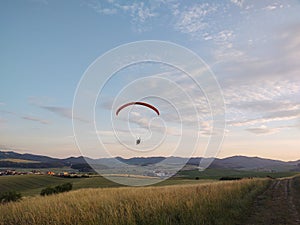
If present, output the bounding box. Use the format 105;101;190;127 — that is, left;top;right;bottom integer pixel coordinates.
116;102;160;116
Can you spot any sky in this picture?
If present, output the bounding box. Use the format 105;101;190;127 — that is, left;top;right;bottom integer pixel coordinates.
0;0;299;161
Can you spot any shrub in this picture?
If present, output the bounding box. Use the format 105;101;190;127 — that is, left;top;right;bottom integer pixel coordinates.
0;191;22;203
40;187;56;196
40;183;73;196
219;176;242;181
54;183;72;193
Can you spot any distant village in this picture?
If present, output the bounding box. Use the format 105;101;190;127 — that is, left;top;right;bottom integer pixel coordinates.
0;169;90;178
0;168;172;178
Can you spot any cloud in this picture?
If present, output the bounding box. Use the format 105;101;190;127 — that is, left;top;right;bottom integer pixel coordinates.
230;0;244;8
0;107;52;126
245;125;279;135
262;2;286;11
217;22;300;85
229;99;300;114
41;106;72;119
86;0;117;15
212;31;245;62
263;5;277;11
0;110;16;115
22;116;50;125
0;145;30;153
86;0;158;32
40;106;89;123
228;107;300;127
87;1;299;138
174;3;217;37
28;96;90;123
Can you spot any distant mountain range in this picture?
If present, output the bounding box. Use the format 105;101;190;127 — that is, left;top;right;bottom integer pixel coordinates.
0;150;299;172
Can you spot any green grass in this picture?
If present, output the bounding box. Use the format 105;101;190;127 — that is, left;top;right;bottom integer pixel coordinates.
0;168;297;197
0;175;73;196
0;178;269;225
178;168;299;179
0;175;219;196
0;175;125;196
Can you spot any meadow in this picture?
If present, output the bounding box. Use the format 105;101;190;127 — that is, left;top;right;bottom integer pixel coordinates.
0;175;122;196
0;174;214;196
0;178;269;225
0;168;295;196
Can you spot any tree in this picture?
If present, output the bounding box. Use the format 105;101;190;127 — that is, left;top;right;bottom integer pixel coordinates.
40;187;56;196
0;191;22;203
40;183;73;196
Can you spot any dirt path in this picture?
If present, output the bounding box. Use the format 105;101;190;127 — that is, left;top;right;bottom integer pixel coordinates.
245;177;300;225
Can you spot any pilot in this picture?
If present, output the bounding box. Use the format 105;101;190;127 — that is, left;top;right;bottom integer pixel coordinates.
136;137;141;145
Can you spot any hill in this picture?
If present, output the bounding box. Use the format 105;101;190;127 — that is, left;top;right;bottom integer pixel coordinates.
0;150;299;172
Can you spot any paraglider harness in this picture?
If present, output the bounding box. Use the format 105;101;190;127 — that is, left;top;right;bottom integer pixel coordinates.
136;137;141;145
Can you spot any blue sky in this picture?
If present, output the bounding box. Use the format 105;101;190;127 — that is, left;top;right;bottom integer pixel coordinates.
0;0;300;161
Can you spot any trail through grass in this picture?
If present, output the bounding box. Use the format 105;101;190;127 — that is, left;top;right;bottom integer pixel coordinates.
245;176;300;224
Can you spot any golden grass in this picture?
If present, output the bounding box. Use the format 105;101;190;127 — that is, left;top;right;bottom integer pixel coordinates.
0;179;269;225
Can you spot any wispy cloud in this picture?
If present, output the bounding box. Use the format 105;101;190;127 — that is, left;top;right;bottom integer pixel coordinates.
0;144;28;152
88;0;299;141
230;0;244;8
228;108;300;127
0;108;52;125
245;125;279;135
0;110;16;115
86;0;117;15
174;3;217;37
41;106;89;123
86;0;158;32
218;23;300;129
28;97;90;123
262;2;287;11
41;106;72;119
22;116;50;125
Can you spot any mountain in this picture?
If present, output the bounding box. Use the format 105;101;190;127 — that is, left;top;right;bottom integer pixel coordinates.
0;151;60;163
0;151;64;168
210;156;298;171
0;150;299;172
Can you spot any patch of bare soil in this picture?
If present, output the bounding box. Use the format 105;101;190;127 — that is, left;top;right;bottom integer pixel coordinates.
245;178;300;225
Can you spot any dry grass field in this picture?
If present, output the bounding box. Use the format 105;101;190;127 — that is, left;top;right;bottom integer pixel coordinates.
0;178;269;225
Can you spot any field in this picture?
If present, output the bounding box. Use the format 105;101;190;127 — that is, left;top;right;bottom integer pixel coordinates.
178;168;299;179
0;174;214;196
1;170;299;224
0;175;121;196
0;168;295;197
0;178;269;225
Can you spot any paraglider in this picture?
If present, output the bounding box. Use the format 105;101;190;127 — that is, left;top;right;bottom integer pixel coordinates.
116;102;160;145
116;102;160;116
